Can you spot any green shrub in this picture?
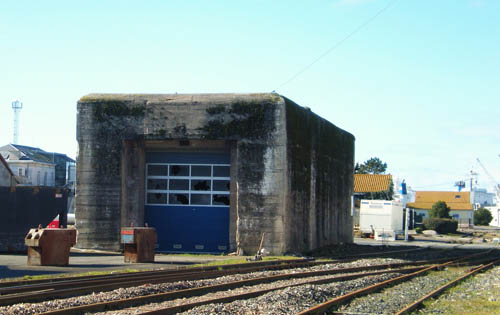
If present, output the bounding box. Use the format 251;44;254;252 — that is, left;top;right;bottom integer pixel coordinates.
415;227;423;234
423;218;458;234
474;208;493;226
429;201;451;218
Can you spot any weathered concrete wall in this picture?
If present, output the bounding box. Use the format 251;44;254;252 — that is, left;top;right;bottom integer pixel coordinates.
76;94;287;253
283;97;355;253
0;186;68;252
76;93;354;254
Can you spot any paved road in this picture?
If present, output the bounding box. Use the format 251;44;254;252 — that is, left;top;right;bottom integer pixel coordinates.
355;237;500;250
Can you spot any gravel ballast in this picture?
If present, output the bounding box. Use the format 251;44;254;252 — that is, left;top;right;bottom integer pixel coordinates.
0;258;406;315
420;265;500;314
0;249;489;315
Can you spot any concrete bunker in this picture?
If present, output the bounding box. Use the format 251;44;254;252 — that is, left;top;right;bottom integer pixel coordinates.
76;93;355;255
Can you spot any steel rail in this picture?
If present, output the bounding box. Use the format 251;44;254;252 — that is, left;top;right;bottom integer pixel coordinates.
0;257;440;306
0;246;449;290
296;250;491;315
40;266;424;315
0;250;458;300
394;258;500;315
0;258;327;296
0;258;315;289
0;252;463;307
0;245;429;289
0;261;333;305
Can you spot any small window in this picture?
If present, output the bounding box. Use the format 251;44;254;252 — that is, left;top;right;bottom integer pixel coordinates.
147;193;167;204
191;194;211;205
455;195;461;199
148;165;168;176
213;180;230;191
169;179;189;190
192;165;211;177
170;165;189;176
18;168;23;177
147;179;168;190
213;166;229;177
191;179;211;191
169;193;189;205
213;194;230;206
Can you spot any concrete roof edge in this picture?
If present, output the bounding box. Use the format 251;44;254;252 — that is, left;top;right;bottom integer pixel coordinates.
78;92;282;103
280;95;355;140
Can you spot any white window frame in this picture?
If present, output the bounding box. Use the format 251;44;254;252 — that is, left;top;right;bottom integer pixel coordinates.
145;163;230;207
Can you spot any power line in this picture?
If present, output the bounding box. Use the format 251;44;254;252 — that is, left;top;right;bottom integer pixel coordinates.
412;182;456;189
275;0;398;90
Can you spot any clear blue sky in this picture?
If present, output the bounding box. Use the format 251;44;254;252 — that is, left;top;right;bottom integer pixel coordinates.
1;0;499;192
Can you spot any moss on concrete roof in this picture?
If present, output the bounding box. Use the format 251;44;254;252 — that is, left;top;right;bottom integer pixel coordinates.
79;93;282;104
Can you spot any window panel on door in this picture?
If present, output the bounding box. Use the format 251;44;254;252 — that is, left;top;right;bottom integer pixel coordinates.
213;180;230;191
146;162;230;206
213;194;230;206
169;179;189;190
147;179;168;190
191;179;211;191
170;165;189;176
213;166;229;177
191;194;211;205
169;193;189;205
191;165;211;177
148;165;168;176
147;193;168;204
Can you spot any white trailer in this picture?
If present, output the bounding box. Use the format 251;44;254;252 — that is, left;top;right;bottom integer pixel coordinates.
359;200;404;239
486;206;500;227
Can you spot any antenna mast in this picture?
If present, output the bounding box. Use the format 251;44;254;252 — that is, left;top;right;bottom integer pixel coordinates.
11;100;23;144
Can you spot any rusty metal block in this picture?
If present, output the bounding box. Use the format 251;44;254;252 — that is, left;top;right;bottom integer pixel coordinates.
25;228;77;266
121;227;157;263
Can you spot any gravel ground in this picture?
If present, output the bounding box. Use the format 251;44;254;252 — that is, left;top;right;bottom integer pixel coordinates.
419;265;500;314
0;257;407;315
0;249;484;315
335;267;469;315
101;272;403;315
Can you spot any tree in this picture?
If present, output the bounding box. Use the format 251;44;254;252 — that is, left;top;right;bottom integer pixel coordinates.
474;208;493;226
429;201;451;219
355;157;387;174
367;178;394;201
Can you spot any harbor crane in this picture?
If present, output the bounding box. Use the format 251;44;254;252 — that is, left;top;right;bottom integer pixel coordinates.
476;158;500;200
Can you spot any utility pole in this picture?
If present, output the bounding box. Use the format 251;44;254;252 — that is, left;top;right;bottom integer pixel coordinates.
469;169;478;192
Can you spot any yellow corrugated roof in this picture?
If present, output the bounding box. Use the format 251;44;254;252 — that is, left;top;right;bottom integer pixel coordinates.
415;191;470;203
406;201;473;211
354;174;392;193
407;191;473;210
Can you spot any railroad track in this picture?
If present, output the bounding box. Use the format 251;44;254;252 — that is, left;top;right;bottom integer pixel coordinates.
0;246;428;290
0;246;443;299
299;251;500;315
0;258;324;304
0;248;492;314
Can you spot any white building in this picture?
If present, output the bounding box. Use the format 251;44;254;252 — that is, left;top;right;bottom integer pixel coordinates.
471;188;495;208
485;206;500;227
0;144;61;186
407;191;474;227
6;160;55;186
0;154;17;187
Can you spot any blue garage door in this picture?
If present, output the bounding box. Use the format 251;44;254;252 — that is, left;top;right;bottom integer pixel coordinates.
144;152;230;253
